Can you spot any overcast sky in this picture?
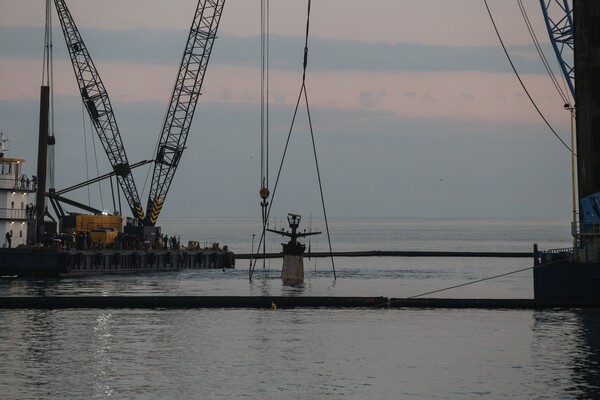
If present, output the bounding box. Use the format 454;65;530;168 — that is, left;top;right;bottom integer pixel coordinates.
0;0;575;221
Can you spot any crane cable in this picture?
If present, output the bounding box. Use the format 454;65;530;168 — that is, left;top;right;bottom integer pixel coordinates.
483;0;572;153
378;253;575;308
260;0;269;192
260;0;270;269
251;0;336;280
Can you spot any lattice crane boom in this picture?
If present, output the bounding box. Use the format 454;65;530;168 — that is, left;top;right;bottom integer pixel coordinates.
54;0;145;220
540;0;575;100
145;0;226;226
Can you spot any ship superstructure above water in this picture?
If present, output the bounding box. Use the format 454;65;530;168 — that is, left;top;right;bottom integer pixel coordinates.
0;133;35;249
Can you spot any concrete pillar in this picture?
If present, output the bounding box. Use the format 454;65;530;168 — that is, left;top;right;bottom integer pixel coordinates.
282;254;304;285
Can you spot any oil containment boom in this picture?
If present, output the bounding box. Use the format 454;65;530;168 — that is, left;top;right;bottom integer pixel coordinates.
145;0;226;226
54;0;145;220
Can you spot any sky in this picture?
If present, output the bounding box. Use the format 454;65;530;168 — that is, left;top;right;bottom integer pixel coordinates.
0;0;575;221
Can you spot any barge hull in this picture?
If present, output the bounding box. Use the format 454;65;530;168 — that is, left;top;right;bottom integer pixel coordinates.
0;248;234;278
534;261;600;299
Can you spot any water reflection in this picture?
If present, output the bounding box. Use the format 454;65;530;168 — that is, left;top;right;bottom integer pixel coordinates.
92;313;115;398
571;310;600;398
532;310;600;398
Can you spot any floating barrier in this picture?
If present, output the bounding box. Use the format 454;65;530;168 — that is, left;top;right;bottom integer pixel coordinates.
238;250;533;259
1;296;599;309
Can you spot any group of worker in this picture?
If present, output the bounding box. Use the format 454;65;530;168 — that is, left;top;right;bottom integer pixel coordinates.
160;234;181;250
25;203;36;219
18;174;37;190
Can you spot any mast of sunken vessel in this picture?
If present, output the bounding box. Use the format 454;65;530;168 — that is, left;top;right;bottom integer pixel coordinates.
267;213;320;285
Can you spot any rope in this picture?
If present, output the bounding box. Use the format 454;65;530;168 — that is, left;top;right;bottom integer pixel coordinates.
41;0;56;190
385;253;574;307
483;0;572;153
41;0;50;85
47;0;55;190
517;0;570;105
260;0;270;189
251;0;336;280
90;118;104;210
250;0;271;277
261;0;270;270
303;83;336;278
81;103;91;205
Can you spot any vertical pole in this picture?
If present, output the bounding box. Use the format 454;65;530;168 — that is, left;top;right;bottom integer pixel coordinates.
569;105;577;224
36;85;50;241
570;106;577;238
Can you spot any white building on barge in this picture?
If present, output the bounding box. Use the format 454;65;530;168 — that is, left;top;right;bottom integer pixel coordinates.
0;133;34;248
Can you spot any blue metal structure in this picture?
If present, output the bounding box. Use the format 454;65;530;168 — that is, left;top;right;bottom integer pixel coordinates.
540;0;575;99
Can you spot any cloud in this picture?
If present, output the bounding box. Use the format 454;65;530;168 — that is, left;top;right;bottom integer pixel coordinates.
358;88;387;108
0;94;571;219
0;26;556;75
459;93;475;102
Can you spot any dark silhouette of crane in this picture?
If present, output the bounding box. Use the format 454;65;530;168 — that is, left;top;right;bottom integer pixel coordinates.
53;0;226;226
53;0;145;221
145;0;226;226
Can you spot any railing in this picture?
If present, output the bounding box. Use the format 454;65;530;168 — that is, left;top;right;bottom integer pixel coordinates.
0;177;36;191
540;247;574;255
535;246;574;265
0;208;28;220
572;221;600;236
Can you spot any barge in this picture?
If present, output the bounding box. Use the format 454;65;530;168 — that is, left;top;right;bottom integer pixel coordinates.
0;133;234;278
0;0;234;279
0;246;234;278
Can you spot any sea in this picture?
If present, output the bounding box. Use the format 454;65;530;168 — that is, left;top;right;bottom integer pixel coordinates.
1;217;599;399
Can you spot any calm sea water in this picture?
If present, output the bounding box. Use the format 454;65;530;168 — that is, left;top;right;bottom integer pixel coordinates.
2;217;599;399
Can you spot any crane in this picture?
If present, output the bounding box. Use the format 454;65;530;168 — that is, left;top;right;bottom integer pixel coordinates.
539;0;574;99
54;0;226;227
53;0;145;221
144;0;226;226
